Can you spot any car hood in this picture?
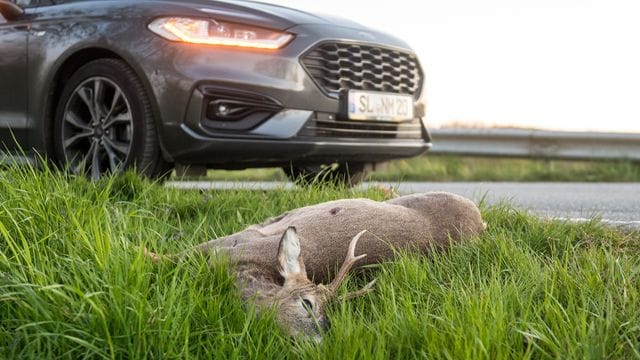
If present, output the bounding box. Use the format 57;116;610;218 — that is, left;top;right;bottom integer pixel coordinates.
158;0;367;31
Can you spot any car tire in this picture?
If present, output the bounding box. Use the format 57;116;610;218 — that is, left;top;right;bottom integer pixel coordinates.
53;58;171;180
283;162;368;186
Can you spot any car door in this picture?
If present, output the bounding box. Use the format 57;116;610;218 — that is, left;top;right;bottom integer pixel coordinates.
0;2;29;151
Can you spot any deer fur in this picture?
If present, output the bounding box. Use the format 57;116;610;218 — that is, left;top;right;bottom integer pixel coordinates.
147;191;485;340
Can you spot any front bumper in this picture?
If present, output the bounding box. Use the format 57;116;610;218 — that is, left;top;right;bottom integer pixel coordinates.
168;122;431;168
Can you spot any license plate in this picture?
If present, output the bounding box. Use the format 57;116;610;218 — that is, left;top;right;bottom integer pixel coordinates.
347;90;414;121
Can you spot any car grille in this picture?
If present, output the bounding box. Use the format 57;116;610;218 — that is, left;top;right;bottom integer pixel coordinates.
301;42;422;98
298;113;423;140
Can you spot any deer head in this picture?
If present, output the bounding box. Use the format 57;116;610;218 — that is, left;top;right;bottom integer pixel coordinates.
271;227;375;341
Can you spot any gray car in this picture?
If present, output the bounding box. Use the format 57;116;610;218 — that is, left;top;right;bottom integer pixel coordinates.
0;0;431;182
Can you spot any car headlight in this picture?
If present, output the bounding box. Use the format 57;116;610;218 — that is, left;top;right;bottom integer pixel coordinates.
148;17;294;50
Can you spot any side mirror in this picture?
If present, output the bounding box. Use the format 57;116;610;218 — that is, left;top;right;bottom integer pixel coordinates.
0;0;24;21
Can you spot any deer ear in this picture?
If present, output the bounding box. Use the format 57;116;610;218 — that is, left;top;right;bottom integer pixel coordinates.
277;227;307;280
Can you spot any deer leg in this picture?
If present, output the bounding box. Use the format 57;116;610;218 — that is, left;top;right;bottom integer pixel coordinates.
175;209;291;257
253;211;290;228
166;226;274;260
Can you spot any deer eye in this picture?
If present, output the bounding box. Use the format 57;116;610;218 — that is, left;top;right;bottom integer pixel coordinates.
301;298;314;311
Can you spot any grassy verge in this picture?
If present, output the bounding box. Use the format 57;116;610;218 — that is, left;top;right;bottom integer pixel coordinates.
1;167;639;359
204;156;640;182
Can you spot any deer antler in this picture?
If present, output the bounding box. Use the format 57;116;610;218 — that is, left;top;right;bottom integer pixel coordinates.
328;230;369;294
340;279;377;301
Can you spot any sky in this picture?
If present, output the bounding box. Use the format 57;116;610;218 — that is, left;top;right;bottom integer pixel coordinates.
266;0;640;132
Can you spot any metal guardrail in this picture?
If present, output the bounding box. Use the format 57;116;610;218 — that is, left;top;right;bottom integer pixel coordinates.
428;128;640;161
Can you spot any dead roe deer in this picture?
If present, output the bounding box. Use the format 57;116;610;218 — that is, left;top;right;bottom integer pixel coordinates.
146;192;485;340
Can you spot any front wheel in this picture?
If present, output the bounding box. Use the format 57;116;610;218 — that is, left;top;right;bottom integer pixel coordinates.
53;59;171;180
283;162;369;186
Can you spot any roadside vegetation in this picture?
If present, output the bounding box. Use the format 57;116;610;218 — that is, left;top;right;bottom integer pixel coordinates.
1;166;639;359
203;156;640;182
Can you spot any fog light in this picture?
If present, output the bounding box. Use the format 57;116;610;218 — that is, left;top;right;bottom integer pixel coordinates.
202;88;283;131
217;104;230;117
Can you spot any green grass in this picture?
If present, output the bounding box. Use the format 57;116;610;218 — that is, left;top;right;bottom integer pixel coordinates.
204;156;640;182
1;166;640;359
371;156;640;182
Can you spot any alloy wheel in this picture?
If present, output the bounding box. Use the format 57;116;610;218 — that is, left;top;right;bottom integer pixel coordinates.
61;76;133;179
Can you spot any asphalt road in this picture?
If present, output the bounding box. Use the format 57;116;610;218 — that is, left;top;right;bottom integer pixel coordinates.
167;181;640;230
